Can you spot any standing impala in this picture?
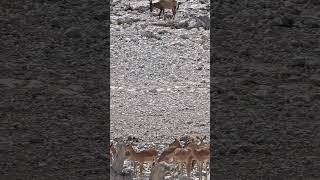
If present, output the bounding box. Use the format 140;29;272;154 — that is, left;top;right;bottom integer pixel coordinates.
186;142;210;180
125;143;158;178
149;0;180;20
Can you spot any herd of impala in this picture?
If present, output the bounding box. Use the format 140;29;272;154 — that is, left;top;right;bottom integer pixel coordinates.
109;132;210;179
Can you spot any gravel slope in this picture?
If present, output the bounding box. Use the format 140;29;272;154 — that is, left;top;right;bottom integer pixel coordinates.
110;0;210;144
110;0;210;179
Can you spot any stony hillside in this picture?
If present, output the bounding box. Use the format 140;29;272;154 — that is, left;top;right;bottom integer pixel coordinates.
110;0;210;179
110;0;210;146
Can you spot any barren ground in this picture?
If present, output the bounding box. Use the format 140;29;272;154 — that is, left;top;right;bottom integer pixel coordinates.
110;0;210;179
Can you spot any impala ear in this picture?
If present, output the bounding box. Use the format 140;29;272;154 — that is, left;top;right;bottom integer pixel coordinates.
175;136;180;141
149;0;153;12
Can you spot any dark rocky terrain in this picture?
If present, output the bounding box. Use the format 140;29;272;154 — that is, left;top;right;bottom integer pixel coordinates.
1;0;110;179
211;0;320;179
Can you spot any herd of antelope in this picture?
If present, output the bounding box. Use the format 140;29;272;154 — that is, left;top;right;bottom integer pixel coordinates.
109;132;210;179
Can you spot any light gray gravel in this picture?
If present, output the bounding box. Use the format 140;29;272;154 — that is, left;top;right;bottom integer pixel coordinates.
111;1;210;178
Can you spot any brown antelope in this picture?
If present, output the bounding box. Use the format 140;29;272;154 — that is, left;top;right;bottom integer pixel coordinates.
188;132;207;145
157;138;182;163
187;132;208;169
169;138;182;148
192;142;210;178
186;142;210;180
172;146;194;177
155;138;183;179
149;0;179;20
125;143;158;178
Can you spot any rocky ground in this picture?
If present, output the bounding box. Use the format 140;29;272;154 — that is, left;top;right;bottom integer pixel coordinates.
110;0;210;141
110;0;210;179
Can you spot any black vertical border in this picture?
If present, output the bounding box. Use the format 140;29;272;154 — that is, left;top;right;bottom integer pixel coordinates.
210;0;319;179
2;0;110;179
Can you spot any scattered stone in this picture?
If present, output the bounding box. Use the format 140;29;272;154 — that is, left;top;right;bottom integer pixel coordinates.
186;14;210;30
25;80;44;89
173;19;188;29
290;95;310;103
311;93;320;100
0;78;24;88
199;0;209;4
301;16;319;28
229;147;238;154
115;15;140;25
67;84;84;92
57;89;79;95
252;85;272;98
149;88;158;93
239;143;253;153
180;34;189;39
196;66;203;70
129;1;149;13
142;30;161;40
309;74;320;85
64;27;82;38
38;162;47;167
291;56;320;67
272;15;295;28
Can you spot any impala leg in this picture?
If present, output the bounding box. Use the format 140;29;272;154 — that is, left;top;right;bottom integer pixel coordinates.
177;162;181;174
186;159;192;177
170;170;174;180
198;162;201;180
206;160;209;180
158;9;163;19
139;162;144;179
172;7;176;19
197;161;200;180
132;161;135;176
196;161;199;180
181;162;184;174
200;161;203;180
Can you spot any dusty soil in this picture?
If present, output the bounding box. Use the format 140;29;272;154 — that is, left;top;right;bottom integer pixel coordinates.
211;0;320;179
